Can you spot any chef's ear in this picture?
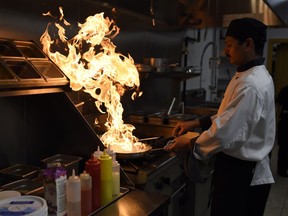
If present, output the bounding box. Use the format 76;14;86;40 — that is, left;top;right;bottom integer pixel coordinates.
245;38;254;48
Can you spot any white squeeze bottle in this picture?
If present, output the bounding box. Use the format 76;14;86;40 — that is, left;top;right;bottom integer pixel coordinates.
105;144;115;159
112;154;120;197
66;169;81;216
93;146;103;159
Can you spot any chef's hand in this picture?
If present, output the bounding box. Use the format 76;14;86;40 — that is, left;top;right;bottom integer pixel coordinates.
164;135;191;152
172;119;200;137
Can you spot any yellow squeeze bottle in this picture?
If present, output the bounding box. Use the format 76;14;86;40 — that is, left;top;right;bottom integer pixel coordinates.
99;150;113;205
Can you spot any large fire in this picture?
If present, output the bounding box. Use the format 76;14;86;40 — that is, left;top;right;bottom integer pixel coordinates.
40;7;147;153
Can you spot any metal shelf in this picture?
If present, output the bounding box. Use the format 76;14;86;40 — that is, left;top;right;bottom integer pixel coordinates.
139;72;200;81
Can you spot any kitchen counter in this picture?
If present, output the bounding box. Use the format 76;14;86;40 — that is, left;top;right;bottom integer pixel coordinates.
92;189;170;216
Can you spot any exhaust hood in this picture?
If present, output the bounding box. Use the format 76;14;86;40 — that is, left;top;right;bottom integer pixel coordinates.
95;0;286;28
178;0;285;28
0;38;70;97
264;0;288;26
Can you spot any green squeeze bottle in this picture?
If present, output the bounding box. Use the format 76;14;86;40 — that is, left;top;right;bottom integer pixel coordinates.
99;150;113;206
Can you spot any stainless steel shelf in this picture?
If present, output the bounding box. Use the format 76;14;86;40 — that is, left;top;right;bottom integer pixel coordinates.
139;72;200;81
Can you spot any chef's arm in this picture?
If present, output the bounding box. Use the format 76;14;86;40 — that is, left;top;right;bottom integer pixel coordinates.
188;114;214;158
172;114;214;137
198;115;213;131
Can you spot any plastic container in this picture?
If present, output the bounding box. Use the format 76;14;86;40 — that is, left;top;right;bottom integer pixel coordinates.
41;154;82;177
99;150;113;206
1;179;44;195
66;169;81;216
85;154;101;211
0;195;48;216
80;171;92;216
0;190;21;201
0;164;40;180
112;155;120;197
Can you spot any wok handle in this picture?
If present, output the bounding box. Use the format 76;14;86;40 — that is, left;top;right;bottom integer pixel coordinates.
139;137;161;142
149;147;164;153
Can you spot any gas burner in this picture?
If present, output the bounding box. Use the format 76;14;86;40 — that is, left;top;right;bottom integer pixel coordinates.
118;136;178;186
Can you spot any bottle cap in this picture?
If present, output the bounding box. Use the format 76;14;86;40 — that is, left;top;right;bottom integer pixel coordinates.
80;170;92;190
68;169;79;181
105;144;115;157
100;150;111;160
112;154;119;166
93;146;103;159
80;170;91;180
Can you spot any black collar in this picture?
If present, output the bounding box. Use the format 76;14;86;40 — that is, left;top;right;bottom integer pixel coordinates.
237;58;265;72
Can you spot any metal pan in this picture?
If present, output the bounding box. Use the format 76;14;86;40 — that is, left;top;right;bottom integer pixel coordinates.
115;146;165;160
115;136;175;160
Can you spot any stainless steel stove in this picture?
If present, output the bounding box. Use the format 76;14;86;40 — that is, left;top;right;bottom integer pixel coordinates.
118;137;193;216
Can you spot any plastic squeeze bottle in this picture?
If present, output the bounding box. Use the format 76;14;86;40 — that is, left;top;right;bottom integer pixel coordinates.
112;154;120;197
99;150;113;206
66;169;81;216
105;144;115;159
80;171;92;216
85;154;101;211
93;146;103;159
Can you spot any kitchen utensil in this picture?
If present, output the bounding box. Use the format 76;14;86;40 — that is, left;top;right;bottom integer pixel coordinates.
115;137;174;160
143;58;167;72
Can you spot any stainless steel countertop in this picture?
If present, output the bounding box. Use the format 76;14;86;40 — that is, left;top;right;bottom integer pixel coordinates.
92;189;170;216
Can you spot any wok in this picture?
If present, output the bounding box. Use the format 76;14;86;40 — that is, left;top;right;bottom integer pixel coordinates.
115;137;174;160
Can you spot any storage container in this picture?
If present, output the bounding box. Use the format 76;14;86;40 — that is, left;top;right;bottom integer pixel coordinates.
0;164;40;180
41;154;82;176
0;195;47;216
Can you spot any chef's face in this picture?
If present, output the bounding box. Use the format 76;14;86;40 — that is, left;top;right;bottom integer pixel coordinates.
224;36;248;66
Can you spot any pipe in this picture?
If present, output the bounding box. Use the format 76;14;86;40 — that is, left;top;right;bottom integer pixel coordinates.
182;33;200;104
200;41;215;89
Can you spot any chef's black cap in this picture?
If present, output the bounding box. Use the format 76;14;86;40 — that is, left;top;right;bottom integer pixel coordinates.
225;18;267;43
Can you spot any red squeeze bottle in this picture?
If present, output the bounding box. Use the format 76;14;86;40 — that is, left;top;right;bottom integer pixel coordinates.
80;171;92;216
85;154;101;212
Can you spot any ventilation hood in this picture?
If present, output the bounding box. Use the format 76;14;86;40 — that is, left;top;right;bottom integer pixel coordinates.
95;0;287;29
264;0;288;26
179;0;285;28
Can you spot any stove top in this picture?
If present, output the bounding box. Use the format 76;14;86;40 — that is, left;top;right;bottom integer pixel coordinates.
119;151;176;175
118;136;181;185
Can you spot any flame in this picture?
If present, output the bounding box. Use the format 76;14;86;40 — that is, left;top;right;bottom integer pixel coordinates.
40;7;146;153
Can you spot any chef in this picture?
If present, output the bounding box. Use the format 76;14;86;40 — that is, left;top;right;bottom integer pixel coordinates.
165;18;275;216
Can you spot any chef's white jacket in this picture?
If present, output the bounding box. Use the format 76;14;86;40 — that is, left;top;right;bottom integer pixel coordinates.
194;65;275;186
